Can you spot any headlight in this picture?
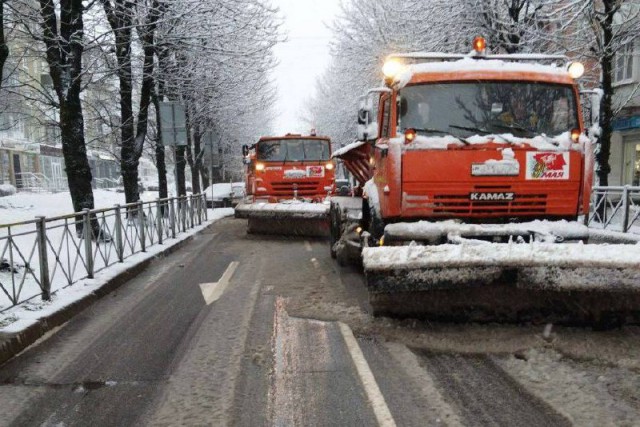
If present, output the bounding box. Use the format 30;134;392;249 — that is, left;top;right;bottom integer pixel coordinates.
325;162;334;170
255;162;265;171
382;59;404;79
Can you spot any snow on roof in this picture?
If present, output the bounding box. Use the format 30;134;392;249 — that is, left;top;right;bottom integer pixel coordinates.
395;57;570;88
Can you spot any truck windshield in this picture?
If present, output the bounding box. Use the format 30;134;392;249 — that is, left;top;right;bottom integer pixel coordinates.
398;82;578;138
257;139;331;162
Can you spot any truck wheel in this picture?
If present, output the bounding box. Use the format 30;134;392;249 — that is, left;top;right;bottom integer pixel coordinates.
368;204;385;242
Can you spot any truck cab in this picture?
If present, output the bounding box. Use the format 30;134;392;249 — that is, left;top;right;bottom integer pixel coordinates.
243;133;335;203
357;40;593;235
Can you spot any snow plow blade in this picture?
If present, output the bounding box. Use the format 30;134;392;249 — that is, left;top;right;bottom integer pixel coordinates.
235;202;330;237
364;244;640;325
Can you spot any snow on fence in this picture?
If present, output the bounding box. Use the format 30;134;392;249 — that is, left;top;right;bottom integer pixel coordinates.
587;186;640;233
0;193;207;311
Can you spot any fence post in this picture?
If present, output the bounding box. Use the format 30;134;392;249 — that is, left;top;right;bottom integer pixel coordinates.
170;198;176;238
115;204;124;262
202;193;208;221
622;185;630;232
197;194;202;225
83;209;94;279
181;196;187;232
36;216;51;301
138;201;146;252
189;195;194;229
156;199;163;244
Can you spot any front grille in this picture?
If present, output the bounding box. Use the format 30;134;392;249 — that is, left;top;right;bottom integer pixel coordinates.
431;193;547;214
271;181;322;196
404;184;548;216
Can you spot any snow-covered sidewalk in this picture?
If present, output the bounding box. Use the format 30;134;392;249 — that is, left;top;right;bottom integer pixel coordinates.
0;207;233;335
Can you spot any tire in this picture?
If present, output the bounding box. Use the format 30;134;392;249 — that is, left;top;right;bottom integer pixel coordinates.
363;199;385;242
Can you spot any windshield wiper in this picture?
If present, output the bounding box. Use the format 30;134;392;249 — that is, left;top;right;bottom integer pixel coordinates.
409;127;470;145
492;123;559;146
450;124;511;145
449;125;513;144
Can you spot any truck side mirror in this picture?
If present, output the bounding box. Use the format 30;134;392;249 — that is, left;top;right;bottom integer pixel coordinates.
242;144;249;156
357;121;378;141
357;107;369;125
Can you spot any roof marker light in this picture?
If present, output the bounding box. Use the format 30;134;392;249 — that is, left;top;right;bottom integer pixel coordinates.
404;128;417;144
571;128;581;143
473;36;487;54
568;62;585;79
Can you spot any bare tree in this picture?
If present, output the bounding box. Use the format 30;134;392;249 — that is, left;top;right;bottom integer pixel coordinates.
38;0;96;216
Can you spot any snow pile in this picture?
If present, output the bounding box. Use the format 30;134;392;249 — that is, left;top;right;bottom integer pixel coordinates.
395;57;569;89
235;201;329;213
364;242;640;270
0;189;170;225
363;179;379;212
0;184;16;197
332;140;367;158
203;182;244;200
397;131;584;152
385;220;590;243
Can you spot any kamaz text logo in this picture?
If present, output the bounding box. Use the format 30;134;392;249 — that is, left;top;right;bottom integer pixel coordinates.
469;192;515;201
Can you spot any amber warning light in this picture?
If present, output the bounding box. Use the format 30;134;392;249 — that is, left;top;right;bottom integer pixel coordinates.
404;128;417;144
571;128;581;143
473;36;486;54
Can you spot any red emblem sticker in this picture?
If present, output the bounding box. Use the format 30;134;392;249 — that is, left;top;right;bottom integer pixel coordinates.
526;152;569;180
306;166;324;178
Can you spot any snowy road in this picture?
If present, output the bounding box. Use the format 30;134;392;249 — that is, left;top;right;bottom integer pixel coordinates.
1;217;640;425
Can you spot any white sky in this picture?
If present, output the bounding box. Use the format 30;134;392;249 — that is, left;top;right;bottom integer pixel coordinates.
271;0;342;135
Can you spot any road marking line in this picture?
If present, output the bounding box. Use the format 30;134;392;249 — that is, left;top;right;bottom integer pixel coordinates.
199;261;239;305
338;322;397;427
304;241;313;252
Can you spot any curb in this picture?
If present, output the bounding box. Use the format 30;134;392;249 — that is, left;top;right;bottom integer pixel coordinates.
0;224;211;366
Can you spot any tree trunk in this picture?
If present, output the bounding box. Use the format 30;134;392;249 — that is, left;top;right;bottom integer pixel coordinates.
596;0;617;187
102;0;139;204
184;106;200;194
39;0;95;235
193;124;203;194
153;89;168;200
176;146;187;196
0;0;9;90
60;96;95;213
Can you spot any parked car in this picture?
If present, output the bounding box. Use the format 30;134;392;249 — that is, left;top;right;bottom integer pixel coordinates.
204;182;245;208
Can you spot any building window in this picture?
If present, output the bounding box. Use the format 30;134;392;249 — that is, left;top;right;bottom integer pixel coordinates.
614;43;635;84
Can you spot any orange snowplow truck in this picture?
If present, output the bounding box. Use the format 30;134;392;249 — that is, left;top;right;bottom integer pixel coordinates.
234;133;335;236
331;37;640;325
242;133;335;203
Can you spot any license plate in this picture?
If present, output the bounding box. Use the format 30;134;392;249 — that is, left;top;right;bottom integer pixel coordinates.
471;162;520;176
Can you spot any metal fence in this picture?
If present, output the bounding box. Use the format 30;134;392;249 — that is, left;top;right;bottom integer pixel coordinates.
586;186;640;233
0;193;207;311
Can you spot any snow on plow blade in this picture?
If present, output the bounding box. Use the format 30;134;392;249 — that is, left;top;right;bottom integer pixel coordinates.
364;243;640;325
234;202;330;237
